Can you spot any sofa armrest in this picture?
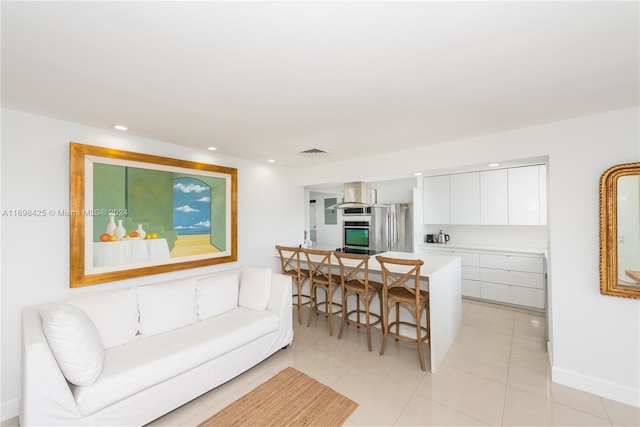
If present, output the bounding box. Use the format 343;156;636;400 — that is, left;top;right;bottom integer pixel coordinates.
267;272;293;346
21;306;82;425
266;272;292;315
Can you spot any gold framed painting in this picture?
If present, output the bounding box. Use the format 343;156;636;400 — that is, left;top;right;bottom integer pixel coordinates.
70;142;237;287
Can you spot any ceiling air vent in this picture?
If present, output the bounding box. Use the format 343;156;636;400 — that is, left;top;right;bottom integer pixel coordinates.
297;148;329;158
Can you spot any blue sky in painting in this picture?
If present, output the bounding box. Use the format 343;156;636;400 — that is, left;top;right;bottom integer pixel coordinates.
173;177;211;235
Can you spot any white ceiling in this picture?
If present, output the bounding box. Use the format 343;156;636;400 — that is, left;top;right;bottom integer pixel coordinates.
2;1;638;168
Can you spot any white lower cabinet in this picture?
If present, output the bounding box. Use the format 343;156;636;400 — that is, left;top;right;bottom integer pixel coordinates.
462;279;481;298
429;249;481;299
429;248;546;310
479;252;546;309
479;282;545;308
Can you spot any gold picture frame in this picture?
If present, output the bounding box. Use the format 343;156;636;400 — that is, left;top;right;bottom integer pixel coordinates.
599;162;640;299
70;142;237;287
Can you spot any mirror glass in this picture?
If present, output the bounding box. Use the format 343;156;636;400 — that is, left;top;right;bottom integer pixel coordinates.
600;162;640;298
617;175;640;286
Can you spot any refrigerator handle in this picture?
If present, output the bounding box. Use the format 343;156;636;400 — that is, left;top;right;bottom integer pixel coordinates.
390;212;396;249
386;211;391;249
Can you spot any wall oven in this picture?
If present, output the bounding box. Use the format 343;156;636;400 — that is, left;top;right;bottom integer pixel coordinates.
343;220;370;250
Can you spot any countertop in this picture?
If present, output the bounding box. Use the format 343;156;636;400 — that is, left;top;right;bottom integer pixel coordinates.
417;242;548;256
290;246;460;277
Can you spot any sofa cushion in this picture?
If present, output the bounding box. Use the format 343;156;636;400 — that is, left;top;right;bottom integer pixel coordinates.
71;307;279;416
239;266;272;311
42;303;105;386
66;288;138;349
136;278;197;337
196;270;239;320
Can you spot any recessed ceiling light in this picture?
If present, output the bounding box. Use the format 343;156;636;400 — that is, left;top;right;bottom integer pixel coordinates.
488;163;500;167
414;172;423;176
268;159;276;163
113;124;128;131
207;147;217;151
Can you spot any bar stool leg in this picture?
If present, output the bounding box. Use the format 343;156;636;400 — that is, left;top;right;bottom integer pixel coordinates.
417;313;426;371
338;287;348;339
380;299;389;356
307;281;316;328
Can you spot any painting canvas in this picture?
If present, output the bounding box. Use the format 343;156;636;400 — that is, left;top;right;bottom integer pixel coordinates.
70;143;237;287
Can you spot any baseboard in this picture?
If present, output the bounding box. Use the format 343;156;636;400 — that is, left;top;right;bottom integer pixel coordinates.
552;366;640;408
1;398;19;422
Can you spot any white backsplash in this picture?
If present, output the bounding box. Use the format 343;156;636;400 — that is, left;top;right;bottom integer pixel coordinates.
422;224;548;250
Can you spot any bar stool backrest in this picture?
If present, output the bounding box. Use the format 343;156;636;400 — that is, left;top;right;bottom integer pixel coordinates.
376;256;425;302
302;248;334;284
275;245;304;280
333;251;370;289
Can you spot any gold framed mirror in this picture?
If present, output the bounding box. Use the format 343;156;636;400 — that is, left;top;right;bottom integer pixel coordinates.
599;162;640;299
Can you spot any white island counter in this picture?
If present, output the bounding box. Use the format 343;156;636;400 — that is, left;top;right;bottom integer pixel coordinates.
295;249;462;373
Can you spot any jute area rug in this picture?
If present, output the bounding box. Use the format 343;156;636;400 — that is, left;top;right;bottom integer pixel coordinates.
197;367;358;427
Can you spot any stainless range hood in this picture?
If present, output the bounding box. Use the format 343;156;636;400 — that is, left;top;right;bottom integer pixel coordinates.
336;181;376;209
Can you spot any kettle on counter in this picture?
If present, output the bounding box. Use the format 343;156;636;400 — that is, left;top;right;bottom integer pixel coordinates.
436;229;450;244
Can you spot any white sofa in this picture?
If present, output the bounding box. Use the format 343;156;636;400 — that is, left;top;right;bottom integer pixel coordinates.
20;267;293;426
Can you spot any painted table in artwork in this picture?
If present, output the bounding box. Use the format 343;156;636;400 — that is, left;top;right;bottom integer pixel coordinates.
93;238;170;267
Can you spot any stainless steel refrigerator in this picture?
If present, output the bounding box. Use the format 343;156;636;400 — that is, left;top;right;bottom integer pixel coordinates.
370;203;413;253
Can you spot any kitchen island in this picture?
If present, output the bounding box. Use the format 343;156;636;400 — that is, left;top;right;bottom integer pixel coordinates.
295;248;462;373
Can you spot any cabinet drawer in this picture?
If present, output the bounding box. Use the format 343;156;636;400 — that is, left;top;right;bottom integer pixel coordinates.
429;249;452;257
430;250;479;267
462;279;481;298
479;254;544;273
458;252;479;267
480;268;545;289
462;266;480;280
480;282;545;309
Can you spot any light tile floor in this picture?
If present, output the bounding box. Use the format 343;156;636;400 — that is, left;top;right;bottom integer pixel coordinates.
4;300;639;426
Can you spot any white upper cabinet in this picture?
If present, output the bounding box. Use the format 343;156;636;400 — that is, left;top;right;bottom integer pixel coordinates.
450;172;480;224
423;175;450;224
508;166;542;225
423;164;547;226
480;169;508;224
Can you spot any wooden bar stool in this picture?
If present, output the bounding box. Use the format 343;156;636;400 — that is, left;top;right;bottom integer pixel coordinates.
303;248;342;336
376;255;430;371
275;245;311;325
334;251;383;351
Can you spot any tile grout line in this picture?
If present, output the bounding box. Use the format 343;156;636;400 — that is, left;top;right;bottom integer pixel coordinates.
500;309;517;426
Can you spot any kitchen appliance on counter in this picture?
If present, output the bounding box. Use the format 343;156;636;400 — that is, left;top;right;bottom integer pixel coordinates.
435;229;450;244
425;230;451;244
371;203;413;253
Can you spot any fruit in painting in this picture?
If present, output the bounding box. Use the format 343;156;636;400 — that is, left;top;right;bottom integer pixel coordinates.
151;232;159;239
130;231;139;238
99;233;111;242
109;235;117;241
145;234;152;240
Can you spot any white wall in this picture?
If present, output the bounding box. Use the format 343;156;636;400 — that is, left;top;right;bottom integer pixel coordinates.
296;107;640;407
421;224;548;250
2;107;639;418
0;109;304;419
309;191;343;247
372;178;415;204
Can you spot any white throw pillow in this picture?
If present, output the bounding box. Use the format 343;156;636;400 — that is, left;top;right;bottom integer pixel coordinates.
136;279;197;337
239;266;272;311
196;270;239;320
66;288;138;349
42;303;105;386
